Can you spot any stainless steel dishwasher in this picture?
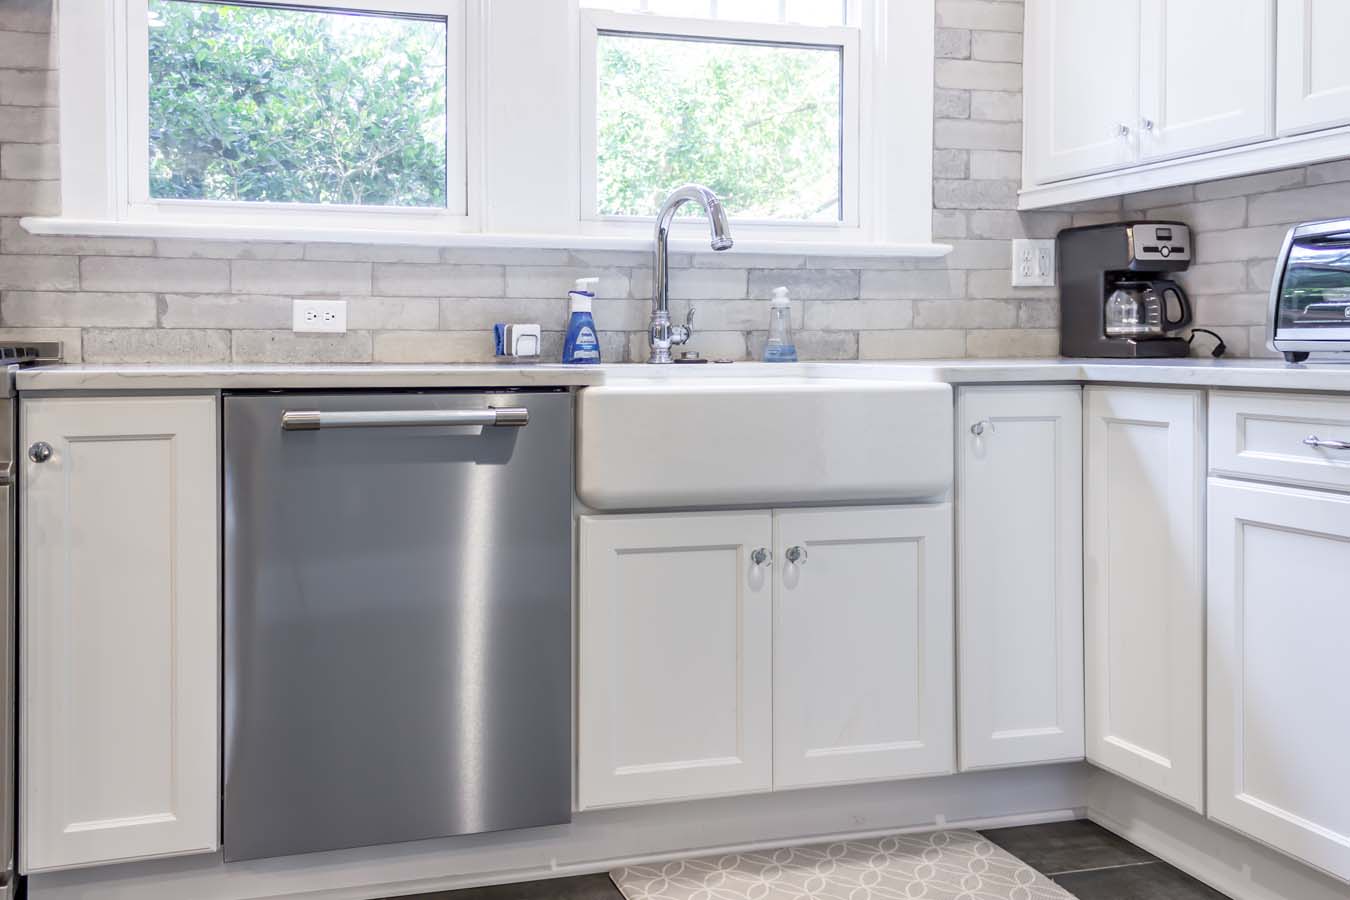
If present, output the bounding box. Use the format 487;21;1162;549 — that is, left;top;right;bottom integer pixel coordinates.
223;389;573;862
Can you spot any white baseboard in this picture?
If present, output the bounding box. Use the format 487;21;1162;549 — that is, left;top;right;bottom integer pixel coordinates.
28;765;1090;900
1085;770;1350;900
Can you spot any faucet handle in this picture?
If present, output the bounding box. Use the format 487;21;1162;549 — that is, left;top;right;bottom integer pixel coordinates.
671;305;695;347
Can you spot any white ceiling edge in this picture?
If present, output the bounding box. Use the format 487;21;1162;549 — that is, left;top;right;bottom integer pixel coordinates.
19;218;954;260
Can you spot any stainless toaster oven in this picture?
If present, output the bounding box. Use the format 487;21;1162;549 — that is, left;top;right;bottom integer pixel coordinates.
1269;218;1350;362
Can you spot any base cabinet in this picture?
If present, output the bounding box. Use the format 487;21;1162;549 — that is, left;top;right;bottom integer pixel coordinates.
773;505;953;789
578;504;954;808
577;512;773;809
1208;479;1350;883
20;395;220;873
957;386;1084;771
1083;387;1205;812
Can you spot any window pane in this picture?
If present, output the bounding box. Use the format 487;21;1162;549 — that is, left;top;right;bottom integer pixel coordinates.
596;33;843;221
581;0;846;26
147;0;450;209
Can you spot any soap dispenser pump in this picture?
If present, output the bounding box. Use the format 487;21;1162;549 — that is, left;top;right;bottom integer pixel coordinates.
563;277;601;364
763;286;798;362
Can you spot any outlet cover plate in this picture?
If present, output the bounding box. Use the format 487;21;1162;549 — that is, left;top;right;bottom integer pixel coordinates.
292;299;348;334
1011;239;1056;287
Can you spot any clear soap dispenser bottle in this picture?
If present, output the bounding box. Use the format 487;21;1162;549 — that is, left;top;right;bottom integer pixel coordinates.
763;286;798;362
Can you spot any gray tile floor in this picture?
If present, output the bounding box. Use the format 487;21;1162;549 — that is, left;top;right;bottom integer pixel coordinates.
395;820;1231;899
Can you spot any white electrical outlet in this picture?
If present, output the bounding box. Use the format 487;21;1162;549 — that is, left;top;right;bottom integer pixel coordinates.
1011;239;1057;287
292;299;347;334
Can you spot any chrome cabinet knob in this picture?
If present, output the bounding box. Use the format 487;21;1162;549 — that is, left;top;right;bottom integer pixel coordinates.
1117;123;1131;138
750;547;771;567
27;441;52;464
971;419;994;436
1142;117;1155;132
785;545;808;565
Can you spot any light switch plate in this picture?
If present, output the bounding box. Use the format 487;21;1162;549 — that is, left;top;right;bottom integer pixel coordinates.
292;299;347;333
1011;239;1056;287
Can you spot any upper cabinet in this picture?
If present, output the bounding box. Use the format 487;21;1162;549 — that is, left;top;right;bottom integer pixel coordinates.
1020;0;1350;207
1024;0;1140;183
1276;0;1350;134
21;395;220;873
1138;0;1273;161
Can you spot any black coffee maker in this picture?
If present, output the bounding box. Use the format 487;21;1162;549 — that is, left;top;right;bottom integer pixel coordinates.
1058;221;1195;358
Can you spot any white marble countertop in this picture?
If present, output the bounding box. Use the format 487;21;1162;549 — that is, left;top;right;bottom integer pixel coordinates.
17;357;1350;393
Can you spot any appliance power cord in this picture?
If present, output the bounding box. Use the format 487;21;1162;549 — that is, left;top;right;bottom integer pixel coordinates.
1187;328;1228;358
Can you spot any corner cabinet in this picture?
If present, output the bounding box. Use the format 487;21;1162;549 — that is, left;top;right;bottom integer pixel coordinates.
577;504;954;809
1083;387;1205;812
1208;479;1350;883
20;395;220;873
957;386;1084;771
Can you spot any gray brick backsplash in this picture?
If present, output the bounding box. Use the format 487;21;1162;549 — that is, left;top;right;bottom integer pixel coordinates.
0;30;52;69
936;1;1023;32
232;330;372;364
0;141;56;179
83;328;230;364
0;253;76;290
935;28;971;59
0;179;56;215
935;60;1020;92
232;259;371;295
2;290;156;327
81;257;228;293
971;31;1022;63
373;263;505;298
934;88;971;120
0;1;1338;361
970;91;1021;122
0;68;55;106
860;329;966;359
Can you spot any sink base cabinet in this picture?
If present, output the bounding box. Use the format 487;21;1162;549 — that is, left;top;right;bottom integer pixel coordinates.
578;505;954;808
1207;479;1350;884
1084;387;1205;813
577;512;774;810
773;505;953;789
957;386;1084;771
20;395;220;873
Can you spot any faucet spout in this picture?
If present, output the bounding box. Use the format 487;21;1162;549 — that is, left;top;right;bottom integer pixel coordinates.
650;184;734;364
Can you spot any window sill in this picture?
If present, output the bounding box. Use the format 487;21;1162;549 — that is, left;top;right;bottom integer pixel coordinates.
18;217;953;260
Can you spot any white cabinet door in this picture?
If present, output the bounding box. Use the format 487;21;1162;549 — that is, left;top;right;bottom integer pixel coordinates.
1084;387;1205;812
1208;479;1350;884
1139;0;1274;160
1025;0;1140;182
578;512;773;809
1277;0;1350;135
772;505;954;789
957;387;1084;771
21;395;219;873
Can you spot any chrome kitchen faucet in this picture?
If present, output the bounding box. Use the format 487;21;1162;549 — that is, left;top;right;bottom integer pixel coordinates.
649;184;734;364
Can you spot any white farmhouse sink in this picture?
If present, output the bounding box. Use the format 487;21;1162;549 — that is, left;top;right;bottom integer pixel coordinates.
576;375;952;510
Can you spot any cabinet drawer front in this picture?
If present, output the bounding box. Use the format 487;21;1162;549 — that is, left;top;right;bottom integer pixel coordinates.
1210;390;1350;490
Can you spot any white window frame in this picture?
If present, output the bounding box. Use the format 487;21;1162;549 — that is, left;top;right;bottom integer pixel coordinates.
578;10;860;237
63;0;479;233
49;0;938;254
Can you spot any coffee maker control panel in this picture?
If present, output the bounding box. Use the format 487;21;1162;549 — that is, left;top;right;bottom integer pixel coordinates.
1129;223;1191;263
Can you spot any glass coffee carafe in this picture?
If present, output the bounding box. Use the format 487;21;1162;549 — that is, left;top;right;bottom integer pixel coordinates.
1105;279;1192;338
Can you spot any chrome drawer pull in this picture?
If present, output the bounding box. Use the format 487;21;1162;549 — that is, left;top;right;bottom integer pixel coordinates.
1303;435;1350;451
281;408;530;431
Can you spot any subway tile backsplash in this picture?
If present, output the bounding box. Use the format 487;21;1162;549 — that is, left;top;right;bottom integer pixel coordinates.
0;1;1342;362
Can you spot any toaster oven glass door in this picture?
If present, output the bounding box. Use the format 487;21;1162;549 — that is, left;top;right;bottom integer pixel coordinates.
1274;232;1350;341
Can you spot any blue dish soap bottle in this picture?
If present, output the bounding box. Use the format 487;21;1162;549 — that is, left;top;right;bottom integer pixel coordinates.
562;277;602;364
763;286;799;362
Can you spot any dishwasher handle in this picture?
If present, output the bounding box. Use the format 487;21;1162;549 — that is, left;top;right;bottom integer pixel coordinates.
281;407;530;431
